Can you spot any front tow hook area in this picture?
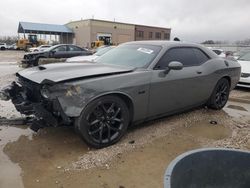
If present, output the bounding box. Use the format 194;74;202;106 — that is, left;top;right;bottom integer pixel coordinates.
30;119;47;132
0;82;21;101
0;85;12;101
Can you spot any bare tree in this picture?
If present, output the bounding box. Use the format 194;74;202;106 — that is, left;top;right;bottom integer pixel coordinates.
0;36;18;45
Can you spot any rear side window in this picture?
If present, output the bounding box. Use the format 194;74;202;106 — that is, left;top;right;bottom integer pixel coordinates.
193;48;210;64
155;47;209;69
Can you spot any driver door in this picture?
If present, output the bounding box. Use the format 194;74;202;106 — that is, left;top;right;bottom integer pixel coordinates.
148;47;210;118
51;45;67;58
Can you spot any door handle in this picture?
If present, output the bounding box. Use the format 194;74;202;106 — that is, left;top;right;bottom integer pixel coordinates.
196;71;202;74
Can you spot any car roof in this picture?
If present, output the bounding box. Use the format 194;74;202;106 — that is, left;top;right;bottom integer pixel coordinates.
51;44;82;48
123;40;201;47
122;40;217;58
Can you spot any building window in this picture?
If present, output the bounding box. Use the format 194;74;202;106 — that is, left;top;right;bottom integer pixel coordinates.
149;32;153;39
136;31;144;38
155;32;161;39
164;33;170;40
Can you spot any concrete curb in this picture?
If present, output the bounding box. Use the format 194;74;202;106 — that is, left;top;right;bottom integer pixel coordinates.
229;97;250;104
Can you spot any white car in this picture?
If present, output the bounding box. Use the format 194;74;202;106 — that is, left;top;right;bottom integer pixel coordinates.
212;49;226;58
233;50;250;60
237;52;250;88
0;43;7;50
8;43;18;50
29;45;52;52
66;46;115;62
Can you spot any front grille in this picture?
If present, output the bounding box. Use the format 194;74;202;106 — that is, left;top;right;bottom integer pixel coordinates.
241;73;250;78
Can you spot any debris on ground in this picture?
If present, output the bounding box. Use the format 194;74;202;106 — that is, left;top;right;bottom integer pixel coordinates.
209;120;218;125
128;140;135;144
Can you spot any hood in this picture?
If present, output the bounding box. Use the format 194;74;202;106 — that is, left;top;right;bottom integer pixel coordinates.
238;60;250;73
17;63;134;84
25;51;46;56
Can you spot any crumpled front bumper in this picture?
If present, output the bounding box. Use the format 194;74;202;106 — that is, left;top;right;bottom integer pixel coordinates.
21;58;36;67
0;82;71;131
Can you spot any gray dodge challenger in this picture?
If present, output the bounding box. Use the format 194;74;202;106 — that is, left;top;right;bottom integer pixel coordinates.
0;41;241;148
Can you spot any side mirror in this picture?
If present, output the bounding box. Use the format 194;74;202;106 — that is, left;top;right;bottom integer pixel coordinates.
168;61;183;70
163;61;183;74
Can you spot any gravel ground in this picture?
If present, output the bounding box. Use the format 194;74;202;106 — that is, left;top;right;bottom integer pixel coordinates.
230;88;250;100
0;50;24;63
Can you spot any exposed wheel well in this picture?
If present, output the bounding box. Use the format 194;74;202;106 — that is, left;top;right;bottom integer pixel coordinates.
222;76;231;88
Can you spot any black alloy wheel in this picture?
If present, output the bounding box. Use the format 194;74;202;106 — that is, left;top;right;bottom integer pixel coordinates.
75;96;130;148
208;78;230;110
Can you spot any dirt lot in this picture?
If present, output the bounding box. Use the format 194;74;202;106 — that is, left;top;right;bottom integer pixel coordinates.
0;51;250;188
0;50;24;63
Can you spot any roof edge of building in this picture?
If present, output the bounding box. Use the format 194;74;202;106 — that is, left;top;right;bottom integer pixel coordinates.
66;19;171;30
18;21;73;34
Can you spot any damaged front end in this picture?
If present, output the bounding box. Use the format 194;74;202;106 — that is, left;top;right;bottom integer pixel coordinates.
21;53;39;67
0;77;71;132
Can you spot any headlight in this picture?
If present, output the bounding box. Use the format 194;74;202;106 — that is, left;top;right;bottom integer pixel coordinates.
40;86;50;99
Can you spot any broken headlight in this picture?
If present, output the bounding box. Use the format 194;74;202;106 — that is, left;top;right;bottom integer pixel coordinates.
40;86;50;99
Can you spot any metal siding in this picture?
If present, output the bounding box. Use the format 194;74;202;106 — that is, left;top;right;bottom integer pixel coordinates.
18;22;73;34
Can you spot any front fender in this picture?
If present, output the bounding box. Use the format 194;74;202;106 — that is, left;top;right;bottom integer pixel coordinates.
57;90;134;118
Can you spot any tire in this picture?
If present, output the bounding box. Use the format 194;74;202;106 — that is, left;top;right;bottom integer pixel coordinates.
0;47;5;50
33;57;40;66
75;95;130;148
207;78;230;110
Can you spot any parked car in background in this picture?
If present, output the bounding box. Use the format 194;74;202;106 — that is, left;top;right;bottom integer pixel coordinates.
29;45;52;52
233;50;250;60
0;41;241;148
212;49;226;58
8;43;18;50
22;44;93;67
0;43;7;50
66;46;115;62
237;52;250;88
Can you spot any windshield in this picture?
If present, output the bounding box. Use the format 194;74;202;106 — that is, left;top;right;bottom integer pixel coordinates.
40;45;51;48
95;44;162;68
45;45;60;51
238;52;250;61
95;46;114;56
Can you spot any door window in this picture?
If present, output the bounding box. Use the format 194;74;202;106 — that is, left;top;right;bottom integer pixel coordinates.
155;47;209;69
53;46;67;52
193;48;210;64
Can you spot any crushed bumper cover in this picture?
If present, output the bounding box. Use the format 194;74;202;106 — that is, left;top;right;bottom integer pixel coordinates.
0;82;71;131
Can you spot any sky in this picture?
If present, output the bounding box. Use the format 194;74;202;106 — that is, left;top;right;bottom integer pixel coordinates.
0;0;250;42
